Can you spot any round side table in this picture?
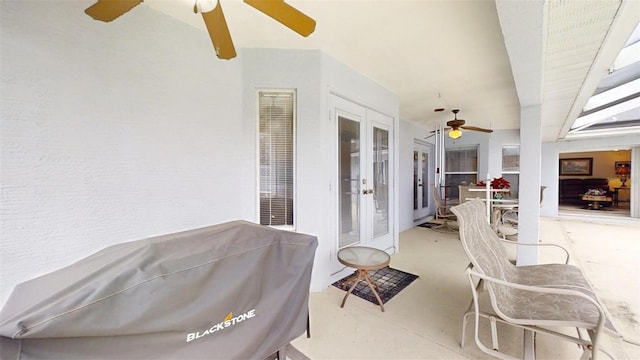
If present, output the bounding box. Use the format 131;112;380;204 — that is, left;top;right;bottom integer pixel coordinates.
337;246;390;312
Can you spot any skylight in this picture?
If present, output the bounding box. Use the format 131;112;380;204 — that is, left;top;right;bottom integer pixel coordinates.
567;21;640;138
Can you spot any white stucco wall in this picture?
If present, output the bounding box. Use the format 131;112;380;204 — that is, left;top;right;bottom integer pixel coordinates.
0;1;247;306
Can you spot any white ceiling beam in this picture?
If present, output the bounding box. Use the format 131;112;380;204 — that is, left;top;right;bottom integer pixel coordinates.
495;0;545;107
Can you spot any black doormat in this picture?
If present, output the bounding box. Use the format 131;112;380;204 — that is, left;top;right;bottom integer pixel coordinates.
332;266;418;305
417;222;437;228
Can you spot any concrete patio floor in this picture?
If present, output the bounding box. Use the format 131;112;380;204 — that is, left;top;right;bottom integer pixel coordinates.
292;215;640;359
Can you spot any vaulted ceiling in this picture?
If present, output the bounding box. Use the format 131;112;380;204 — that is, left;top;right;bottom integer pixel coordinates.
142;0;639;142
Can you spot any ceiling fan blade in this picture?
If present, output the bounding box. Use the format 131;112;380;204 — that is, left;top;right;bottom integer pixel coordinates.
460;125;493;133
244;0;316;37
200;1;237;60
85;0;143;22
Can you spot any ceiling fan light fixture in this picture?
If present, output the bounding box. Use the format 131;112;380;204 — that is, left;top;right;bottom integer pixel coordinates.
449;129;462;139
195;0;217;13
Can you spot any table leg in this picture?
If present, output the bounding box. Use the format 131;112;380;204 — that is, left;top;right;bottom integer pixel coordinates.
340;269;385;312
362;271;380;291
363;274;385;312
341;271;360;290
341;270;363;308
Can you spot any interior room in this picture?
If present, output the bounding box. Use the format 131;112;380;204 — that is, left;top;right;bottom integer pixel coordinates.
1;0;639;359
559;150;632;217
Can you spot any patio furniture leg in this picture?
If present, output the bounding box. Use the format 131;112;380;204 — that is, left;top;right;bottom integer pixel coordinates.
362;270;380;291
341;270;363;308
461;309;471;348
362;272;385;312
341;272;360;290
461;268;483;349
490;316;499;351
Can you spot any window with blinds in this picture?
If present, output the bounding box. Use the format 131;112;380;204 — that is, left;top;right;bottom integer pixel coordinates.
444;146;478;200
258;91;295;227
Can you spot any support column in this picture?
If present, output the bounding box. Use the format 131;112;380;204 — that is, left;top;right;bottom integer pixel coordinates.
516;105;542;266
495;1;544;358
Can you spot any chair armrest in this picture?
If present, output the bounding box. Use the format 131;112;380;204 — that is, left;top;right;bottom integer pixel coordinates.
466;267;607;331
498;239;570;264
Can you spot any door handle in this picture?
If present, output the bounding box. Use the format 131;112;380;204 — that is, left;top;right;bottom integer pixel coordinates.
362;189;375;195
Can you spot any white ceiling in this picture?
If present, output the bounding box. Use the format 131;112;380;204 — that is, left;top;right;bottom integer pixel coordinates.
142;0;639;142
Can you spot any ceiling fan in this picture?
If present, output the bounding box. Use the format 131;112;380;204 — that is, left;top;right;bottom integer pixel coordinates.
429;109;493;139
84;0;316;60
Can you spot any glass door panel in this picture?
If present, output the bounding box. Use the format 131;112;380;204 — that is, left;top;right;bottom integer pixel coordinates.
338;116;361;248
372;126;389;238
414;151;419;210
413;141;432;221
421;152;429;209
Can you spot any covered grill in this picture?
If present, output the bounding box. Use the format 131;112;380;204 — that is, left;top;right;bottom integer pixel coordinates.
0;220;317;359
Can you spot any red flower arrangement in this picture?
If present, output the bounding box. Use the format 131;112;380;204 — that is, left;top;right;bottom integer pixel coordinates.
477;177;511;199
477;177;511;189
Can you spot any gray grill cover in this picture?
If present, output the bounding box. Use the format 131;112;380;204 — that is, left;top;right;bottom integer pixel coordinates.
0;221;317;359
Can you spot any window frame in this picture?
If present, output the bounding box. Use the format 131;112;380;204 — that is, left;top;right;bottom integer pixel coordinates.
501;145;520;199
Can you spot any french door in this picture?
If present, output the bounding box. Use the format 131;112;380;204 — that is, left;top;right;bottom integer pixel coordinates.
413;141;432;221
331;94;394;265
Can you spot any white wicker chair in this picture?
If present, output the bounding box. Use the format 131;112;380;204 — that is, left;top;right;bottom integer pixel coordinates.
451;199;621;360
431;185;458;231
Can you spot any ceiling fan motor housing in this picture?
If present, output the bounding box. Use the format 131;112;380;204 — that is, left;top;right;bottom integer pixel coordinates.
447;119;465;129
